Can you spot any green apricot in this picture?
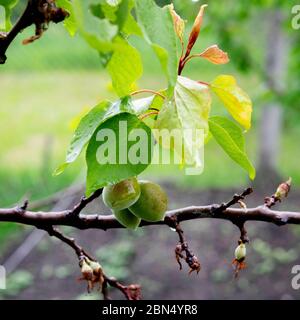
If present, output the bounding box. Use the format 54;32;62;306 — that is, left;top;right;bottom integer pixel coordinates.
102;178;141;211
129;180;168;222
113;208;141;230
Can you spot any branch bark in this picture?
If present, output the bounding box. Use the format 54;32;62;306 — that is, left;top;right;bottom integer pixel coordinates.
0;0;68;64
1;184;297;299
1;201;300;230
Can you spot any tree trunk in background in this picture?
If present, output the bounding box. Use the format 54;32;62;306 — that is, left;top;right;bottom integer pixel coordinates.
255;10;287;191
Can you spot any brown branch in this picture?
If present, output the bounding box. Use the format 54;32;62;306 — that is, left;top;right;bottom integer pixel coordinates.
68;188;103;218
1;183;298;299
174;221;201;274
0;0;68;64
1;200;300;230
43;225;94;260
212;187;253;214
41;224;141;300
0;181;298;233
104;277;141;300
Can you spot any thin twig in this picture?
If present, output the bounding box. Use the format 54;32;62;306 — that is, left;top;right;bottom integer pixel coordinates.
104;277;141;300
68;188;103;218
212;187;253;214
130;89;166;100
139;111;159;121
42;225;140;300
197;80;210;87
43;225;93;260
174;221;201;274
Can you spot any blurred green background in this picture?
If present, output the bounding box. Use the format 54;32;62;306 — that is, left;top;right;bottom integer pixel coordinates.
1;0;300;299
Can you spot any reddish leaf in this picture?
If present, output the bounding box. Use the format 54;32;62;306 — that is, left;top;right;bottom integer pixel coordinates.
185;4;208;57
199;45;229;64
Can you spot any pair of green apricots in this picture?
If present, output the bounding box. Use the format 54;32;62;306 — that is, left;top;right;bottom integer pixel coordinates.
102;178;168;229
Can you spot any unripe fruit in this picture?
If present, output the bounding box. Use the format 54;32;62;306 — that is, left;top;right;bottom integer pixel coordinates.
129;180;168;222
234;242;246;262
102;178;141;211
113;208;141;230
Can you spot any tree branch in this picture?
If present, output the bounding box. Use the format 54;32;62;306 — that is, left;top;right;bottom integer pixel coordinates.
1;182;299;299
67;188;103;218
41;224;141;300
0;0;68;64
1;197;300;230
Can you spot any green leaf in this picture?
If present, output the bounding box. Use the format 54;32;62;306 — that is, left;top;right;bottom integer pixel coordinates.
117;0;142;35
55;97;132;175
86;113;153;196
210;75;252;130
90;0;140;35
0;0;18;31
72;0;116;52
72;1;142;94
131;93;165;115
54;100;110;175
208;116;255;179
122;11;142;36
135;0;178;91
209;116;245;151
55;94;162;175
107;37;143;96
56;0;77;36
155;76;211;170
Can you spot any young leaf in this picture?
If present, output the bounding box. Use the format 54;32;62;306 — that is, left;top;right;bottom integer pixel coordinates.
185;4;207;57
155;76;211;169
135;0;178;91
208;116;255;179
210;75;252;130
198;45;229;64
107;37;143;97
169;4;185;42
86;113;153;196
